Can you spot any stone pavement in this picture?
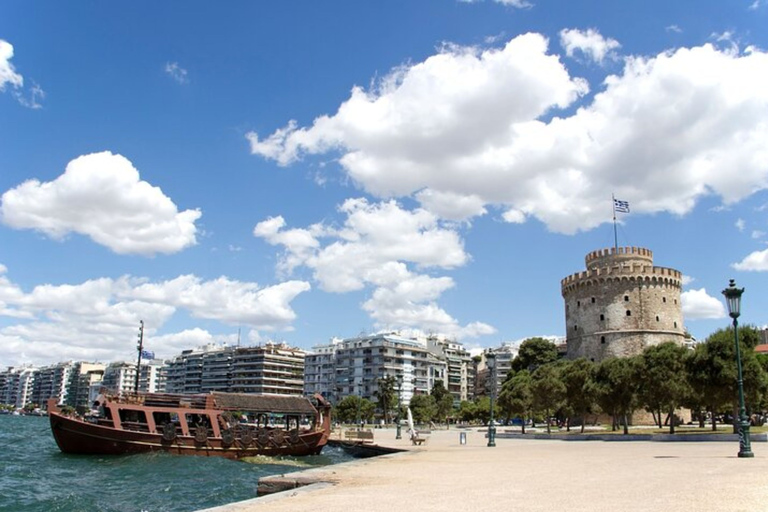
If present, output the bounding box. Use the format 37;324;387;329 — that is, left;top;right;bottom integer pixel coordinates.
199;428;768;512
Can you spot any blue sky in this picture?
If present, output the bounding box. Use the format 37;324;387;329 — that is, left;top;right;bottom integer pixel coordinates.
2;0;768;367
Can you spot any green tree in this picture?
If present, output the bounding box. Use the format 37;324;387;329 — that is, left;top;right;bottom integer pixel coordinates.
457;400;477;423
512;337;559;372
375;375;397;424
431;380;454;425
695;325;767;431
560;358;596;433
637;342;690;434
498;369;533;433
594;356;639;434
408;394;437;424
531;364;565;434
335;395;375;424
473;395;496;425
685;337;738;430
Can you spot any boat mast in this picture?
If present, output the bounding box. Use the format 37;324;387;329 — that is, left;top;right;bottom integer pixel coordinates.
135;320;144;393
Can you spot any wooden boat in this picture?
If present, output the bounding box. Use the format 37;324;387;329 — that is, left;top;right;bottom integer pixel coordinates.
48;391;331;459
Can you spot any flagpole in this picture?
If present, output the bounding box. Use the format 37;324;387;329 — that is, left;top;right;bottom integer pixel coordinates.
135;320;144;393
612;194;618;252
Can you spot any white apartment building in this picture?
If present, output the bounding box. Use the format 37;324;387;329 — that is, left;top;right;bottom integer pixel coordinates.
0;366;37;408
427;336;473;405
304;332;453;406
101;360;165;395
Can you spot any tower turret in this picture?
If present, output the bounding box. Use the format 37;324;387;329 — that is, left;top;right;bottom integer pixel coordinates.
561;246;685;361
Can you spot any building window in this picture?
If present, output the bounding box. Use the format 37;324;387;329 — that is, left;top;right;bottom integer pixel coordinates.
662;297;666;303
591;297;596;303
626;310;631;316
656;315;660;322
577;300;581;307
601;336;606;344
590;358;595;362
674;322;678;328
600;314;605;321
574;325;578;331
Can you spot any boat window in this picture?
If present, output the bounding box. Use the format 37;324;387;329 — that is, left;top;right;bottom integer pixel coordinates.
186;413;213;435
118;409;149;432
153;411;179;427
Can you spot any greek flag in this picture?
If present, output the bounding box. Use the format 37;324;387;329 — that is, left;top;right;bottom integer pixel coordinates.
141;350;155;360
613;199;630;213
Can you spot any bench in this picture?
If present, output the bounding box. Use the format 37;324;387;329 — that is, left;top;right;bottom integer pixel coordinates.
410;430;430;445
344;429;375;443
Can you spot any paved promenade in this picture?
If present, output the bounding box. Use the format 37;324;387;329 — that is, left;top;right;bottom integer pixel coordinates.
200;428;768;512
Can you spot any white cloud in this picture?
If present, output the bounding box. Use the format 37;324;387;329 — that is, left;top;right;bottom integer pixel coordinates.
681;288;726;319
415;189;487;221
0;266;310;366
0;39;44;109
254;198;493;339
751;230;765;239
666;25;683;34
559;28;621;64
681;275;695;286
1;151;202;256
736;218;746;231
14;81;44;109
165;62;189;84
750;0;766;9
0;40;23;91
733;248;768;271
129;275;310;329
250;35;768;236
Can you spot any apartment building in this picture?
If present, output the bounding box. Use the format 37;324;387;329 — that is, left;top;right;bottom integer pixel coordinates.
164;342;306;396
303;332;453;406
0;366;37;408
427;336;473;405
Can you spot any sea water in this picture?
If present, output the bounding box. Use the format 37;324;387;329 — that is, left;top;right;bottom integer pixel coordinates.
0;414;352;512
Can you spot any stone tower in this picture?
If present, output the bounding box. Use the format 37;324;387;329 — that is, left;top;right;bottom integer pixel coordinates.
561;246;685;361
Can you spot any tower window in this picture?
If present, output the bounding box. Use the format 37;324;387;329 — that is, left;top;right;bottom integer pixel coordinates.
601;336;606;344
574;325;578;332
674;322;678;328
656;315;660;322
600;314;605;321
591;297;595;303
590;358;595;362
662;297;666;303
624;295;629;302
626;310;631;316
577;301;581;307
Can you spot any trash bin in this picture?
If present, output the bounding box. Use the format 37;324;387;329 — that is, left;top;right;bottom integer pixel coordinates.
459;432;467;445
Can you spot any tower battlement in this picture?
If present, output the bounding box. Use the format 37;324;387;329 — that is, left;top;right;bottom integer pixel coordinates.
585;246;653;270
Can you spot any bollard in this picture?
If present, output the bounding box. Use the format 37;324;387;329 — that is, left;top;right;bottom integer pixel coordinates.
459;432;467;445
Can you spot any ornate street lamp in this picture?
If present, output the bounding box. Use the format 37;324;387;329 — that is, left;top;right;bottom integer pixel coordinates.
487;352;497;447
395;375;403;440
721;279;754;458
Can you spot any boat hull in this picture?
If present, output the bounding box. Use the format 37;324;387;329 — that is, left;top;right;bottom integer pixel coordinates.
50;412;328;459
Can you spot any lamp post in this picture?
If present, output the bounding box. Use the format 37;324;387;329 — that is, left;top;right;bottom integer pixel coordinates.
487;352;496;447
721;279;754;458
396;375;403;439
